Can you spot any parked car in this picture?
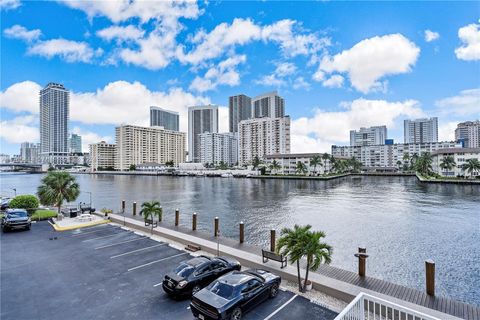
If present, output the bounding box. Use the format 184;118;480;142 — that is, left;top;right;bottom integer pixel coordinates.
190;269;281;320
1;209;31;232
162;255;241;298
0;198;11;211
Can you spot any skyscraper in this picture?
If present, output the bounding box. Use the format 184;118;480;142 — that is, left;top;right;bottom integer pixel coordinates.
350;126;388;146
69;133;82;153
229;94;251;133
150;106;180;131
252;91;285;118
39;83;69;164
20;142;40;163
455;120;480;148
404;117;438;144
188;105;219;162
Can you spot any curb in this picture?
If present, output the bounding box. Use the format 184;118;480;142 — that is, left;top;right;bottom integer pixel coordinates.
49;219;110;231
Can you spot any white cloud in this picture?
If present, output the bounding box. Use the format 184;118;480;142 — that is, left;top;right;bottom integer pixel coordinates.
96;25;145;43
218;107;229;133
28;39;101;63
3;25;41;42
435;88;480;116
0;80;41;113
275;62;297;77
316;34;420;93
0;115;38;144
455;23;480;61
254;61;301;88
424;30;440;42
189;55;246;92
438;121;457;142
254;74;286;87
292;77;310;90
71;127;112;152
0;0;21;10
291;98;424;153
322;75;344;88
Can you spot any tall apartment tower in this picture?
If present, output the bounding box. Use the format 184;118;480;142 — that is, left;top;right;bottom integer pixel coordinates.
455;120;480;148
229;94;251;133
252;91;285;118
350;126;387;146
69;133;82;153
39;83;69;164
404;117;438;144
20;142;40;163
150;106;180;131
188;105;219;162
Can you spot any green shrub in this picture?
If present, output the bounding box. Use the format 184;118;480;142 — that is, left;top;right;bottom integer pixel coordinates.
31;210;57;221
9;195;39;216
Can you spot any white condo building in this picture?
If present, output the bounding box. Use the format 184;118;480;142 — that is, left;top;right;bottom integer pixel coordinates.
115;125;186;171
252;91;285;118
199;133;238;166
264;153;339;175
89;141;116;171
432;148;480;177
455;120;480;148
404;117;438;143
188;105;219;163
20;142;40;163
350;126;387;146
39;83;70;164
238;116;291;165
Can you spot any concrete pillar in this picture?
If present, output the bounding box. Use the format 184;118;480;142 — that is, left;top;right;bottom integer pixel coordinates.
426;260;435;296
132;202;136;216
239;222;244;244
214;217;219;237
175;209;179;226
270;229;276;252
192;212;197;231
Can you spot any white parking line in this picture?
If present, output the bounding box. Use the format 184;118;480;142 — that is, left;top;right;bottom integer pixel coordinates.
70;228;114;237
95;236;147;250
110;243;167;259
127;252;188;272
263;294;298;320
82;232;127;242
153;282;163;287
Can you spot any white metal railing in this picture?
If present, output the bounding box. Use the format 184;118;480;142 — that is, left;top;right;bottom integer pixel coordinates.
334;292;441;320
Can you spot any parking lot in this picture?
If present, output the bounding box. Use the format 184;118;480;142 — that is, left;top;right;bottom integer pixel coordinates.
1;222;338;320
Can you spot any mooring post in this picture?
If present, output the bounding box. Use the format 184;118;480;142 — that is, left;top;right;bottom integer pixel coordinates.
132;202;136;216
159;206;162;222
121;200;125;213
270;229;276;252
354;247;368;277
426;259;435;296
192;212;197;231
175;209;179;226
239;222;244;243
214;217;219;237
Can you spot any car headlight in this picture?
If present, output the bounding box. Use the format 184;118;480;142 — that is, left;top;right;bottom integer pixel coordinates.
177;280;188;288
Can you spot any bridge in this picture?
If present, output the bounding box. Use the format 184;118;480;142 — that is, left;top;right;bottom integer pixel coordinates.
0;163;44;172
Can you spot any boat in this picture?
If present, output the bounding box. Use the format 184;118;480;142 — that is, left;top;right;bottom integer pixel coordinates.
221;173;233;178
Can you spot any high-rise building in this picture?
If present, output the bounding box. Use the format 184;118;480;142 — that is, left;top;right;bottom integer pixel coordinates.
150;106;180;131
39;83;69;164
188;105;219;162
455;120;480;148
115;124;186;171
350;126;388;146
199;132;238;166
404;117;438;144
238;116;291;165
89;141;116;171
20;142;40;163
69;134;82;153
229;94;251;133
252;91;285;118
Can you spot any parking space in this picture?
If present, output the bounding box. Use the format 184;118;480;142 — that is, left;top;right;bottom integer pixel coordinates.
1;222;338;320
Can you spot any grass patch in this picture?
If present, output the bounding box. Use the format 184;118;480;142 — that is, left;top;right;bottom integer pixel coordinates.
31;209;57;221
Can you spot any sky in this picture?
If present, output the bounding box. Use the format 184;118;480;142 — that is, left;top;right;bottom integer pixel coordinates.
0;0;479;155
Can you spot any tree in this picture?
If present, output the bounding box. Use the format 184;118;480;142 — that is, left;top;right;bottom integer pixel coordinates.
269;160;281;174
322;153;330;174
410;153;419;171
302;230;332;292
165;160;175;167
37;172;80;214
295;161;308;175
140;201;163;235
439;155;456;176
348;157;362;173
9;195;39;216
396;160;403;171
462;158;480;178
332;159;346;174
252;156;262;170
309;155;322;175
217;161;229;170
415;152;433;176
129;164;136;171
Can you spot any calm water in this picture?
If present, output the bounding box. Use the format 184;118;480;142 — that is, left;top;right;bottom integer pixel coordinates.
1;173;479;305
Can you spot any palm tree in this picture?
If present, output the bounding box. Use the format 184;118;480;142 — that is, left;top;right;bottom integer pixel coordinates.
252;156;262;170
296;161;308;175
140;201;163;234
415;152;433;176
410;153;419;171
269;160;281;175
439;155;456;176
276;225;311;291
396;160;403;171
302;230;332;292
462;158;480;178
309;155;322;175
348;157;362;173
322;153;330;174
332;159;346;174
37;171;80;215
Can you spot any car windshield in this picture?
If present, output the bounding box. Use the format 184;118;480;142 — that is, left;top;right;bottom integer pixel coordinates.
175;263;194;278
208;281;235;299
8;211;27;218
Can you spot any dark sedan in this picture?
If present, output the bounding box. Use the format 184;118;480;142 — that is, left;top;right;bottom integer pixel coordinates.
2;209;31;232
190;269;281;320
162;255;241;298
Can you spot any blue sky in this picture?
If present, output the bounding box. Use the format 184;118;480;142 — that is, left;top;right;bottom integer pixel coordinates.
1;0;479;155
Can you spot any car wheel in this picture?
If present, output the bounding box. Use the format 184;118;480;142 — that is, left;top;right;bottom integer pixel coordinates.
230;307;242;320
269;282;279;298
26;224;31;231
191;284;201;296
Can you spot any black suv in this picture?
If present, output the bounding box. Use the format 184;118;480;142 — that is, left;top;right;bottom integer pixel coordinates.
162;255;241;298
2;209;31;232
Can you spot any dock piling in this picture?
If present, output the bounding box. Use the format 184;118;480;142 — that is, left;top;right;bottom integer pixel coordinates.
121;200;125;213
354;247;369;277
175;209;179;226
270;229;276;252
192;212;197;231
426;259;435;296
239;222;244;243
214;217;219;237
132;202;136;216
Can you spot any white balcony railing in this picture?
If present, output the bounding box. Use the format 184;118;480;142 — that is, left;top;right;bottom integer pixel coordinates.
334;292;440;320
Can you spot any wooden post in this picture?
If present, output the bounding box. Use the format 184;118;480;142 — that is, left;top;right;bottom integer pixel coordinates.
239;222;244;243
214;217;219;237
192;212;197;231
175;209;179;226
121;200;125;213
358;247;366;277
270;229;276;252
159;206;162;222
132;202;136;216
426;259;435;296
